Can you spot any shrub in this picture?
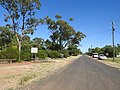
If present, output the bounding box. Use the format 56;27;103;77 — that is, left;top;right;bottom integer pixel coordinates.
69;49;80;56
68;45;80;56
0;51;5;59
6;48;19;59
37;50;48;59
47;50;60;59
21;51;31;61
59;50;69;58
0;47;18;59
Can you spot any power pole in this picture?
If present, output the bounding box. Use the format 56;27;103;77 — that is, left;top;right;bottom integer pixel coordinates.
91;45;93;51
91;45;93;53
112;22;115;62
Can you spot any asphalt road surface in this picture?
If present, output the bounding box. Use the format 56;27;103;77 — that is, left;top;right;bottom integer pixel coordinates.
23;56;120;90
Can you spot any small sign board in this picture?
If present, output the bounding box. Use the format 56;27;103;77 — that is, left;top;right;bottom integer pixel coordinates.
31;47;38;53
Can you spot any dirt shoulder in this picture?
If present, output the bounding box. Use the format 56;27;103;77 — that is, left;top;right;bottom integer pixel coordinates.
87;55;120;70
0;55;80;90
98;60;120;69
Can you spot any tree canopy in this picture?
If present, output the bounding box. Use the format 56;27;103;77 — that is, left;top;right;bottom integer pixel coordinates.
44;15;86;50
0;1;86;60
0;0;41;60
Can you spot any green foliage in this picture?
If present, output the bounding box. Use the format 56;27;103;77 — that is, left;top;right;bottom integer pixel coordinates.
0;26;13;50
0;1;86;60
0;0;42;61
21;51;31;61
116;44;120;55
69;18;74;21
68;45;80;56
55;15;62;19
87;47;104;56
102;45;113;57
0;51;5;59
37;50;48;59
69;49;80;56
22;44;31;52
44;15;86;51
23;35;30;43
31;37;44;47
47;50;60;59
71;31;86;45
59;50;69;58
87;45;117;58
0;0;41;34
0;47;18;59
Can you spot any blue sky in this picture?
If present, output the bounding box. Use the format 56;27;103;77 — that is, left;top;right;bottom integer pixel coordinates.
0;0;120;52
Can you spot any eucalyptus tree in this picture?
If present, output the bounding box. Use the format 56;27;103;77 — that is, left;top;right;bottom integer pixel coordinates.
45;39;52;50
0;26;13;50
70;31;86;46
22;35;30;44
44;15;85;50
116;44;120;55
22;35;31;51
103;45;113;57
0;0;41;60
31;37;45;49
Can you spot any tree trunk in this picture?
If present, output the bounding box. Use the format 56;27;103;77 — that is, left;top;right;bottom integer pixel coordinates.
18;41;21;61
15;34;21;61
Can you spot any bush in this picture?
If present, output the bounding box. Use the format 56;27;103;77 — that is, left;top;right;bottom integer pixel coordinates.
68;45;80;56
0;51;5;59
59;50;69;58
6;48;18;59
69;49;80;56
37;50;48;59
21;51;31;61
0;47;18;59
47;50;60;59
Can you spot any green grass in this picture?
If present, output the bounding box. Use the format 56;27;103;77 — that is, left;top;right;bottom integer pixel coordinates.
106;57;120;63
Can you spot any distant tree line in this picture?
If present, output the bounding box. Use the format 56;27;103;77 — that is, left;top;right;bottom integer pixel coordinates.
86;45;120;57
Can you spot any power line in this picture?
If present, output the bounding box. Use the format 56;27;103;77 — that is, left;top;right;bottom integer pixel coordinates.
99;32;111;47
115;30;120;33
86;30;111;37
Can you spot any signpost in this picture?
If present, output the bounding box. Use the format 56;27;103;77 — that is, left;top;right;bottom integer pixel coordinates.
31;47;38;53
31;47;38;62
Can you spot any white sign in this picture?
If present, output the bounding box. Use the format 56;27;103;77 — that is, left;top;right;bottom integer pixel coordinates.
31;47;38;53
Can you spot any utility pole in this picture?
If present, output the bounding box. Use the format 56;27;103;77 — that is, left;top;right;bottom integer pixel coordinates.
91;45;93;54
112;22;115;62
91;45;93;51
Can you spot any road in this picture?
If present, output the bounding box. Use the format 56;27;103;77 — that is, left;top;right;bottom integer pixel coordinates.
23;56;120;90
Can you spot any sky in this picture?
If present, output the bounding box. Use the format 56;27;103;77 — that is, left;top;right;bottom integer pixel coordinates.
0;0;120;53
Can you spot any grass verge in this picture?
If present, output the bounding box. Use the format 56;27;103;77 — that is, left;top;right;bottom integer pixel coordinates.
106;57;120;63
98;57;120;68
0;55;80;90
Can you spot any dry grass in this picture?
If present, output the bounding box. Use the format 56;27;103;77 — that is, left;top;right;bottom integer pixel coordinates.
0;55;80;90
89;56;120;70
98;58;120;69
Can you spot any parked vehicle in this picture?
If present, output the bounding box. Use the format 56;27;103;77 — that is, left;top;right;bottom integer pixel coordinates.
92;53;98;58
98;54;107;60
